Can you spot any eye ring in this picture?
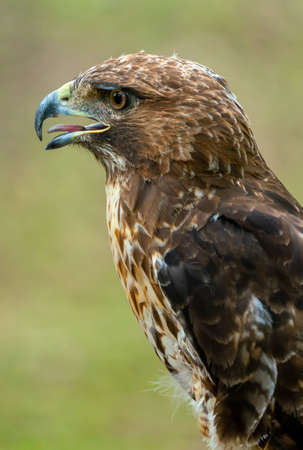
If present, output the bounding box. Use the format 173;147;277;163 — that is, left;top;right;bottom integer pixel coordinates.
109;90;128;110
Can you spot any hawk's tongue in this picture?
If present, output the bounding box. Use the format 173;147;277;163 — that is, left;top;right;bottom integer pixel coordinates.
48;124;86;134
85;122;108;130
48;123;108;134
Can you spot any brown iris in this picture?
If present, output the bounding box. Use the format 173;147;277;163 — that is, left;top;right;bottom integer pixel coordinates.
109;90;128;110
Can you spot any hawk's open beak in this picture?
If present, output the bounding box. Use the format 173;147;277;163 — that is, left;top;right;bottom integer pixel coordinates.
34;81;110;150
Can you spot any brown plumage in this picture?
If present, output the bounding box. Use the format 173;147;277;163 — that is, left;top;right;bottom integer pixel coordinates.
35;52;303;449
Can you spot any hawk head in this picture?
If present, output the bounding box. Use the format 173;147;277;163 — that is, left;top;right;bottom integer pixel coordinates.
35;52;261;179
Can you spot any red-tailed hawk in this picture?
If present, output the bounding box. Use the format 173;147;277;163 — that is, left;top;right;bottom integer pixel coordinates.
35;52;303;449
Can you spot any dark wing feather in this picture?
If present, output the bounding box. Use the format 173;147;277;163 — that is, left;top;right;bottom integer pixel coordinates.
157;196;303;447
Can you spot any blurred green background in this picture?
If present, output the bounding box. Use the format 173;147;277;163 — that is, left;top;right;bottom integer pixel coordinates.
1;1;303;449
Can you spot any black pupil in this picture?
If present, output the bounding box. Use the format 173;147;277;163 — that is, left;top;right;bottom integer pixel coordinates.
113;91;123;105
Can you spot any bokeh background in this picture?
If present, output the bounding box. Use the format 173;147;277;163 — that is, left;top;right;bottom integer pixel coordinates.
1;1;303;449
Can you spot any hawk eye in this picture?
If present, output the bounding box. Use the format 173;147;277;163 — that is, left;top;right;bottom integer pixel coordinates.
109;90;128;110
